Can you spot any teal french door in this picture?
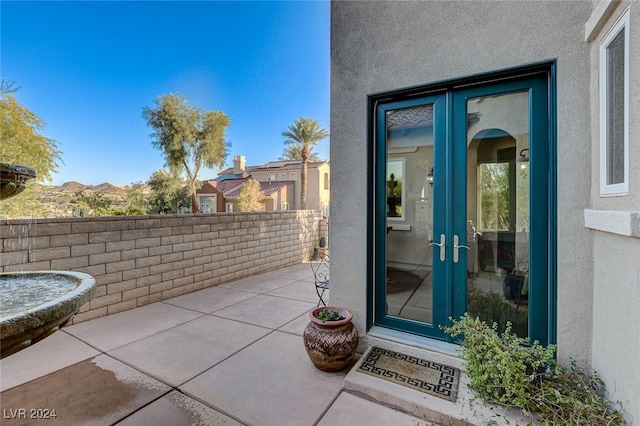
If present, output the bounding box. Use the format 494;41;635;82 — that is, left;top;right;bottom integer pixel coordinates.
372;70;553;345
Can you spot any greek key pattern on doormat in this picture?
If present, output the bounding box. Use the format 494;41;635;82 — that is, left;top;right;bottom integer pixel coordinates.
357;346;460;402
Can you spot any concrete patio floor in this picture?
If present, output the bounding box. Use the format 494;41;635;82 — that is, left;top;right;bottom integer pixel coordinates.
0;263;431;426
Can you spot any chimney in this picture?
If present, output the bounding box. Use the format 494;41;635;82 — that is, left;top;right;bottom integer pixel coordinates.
233;155;246;175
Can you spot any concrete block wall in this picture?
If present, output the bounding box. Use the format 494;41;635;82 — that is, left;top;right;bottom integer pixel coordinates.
0;210;321;323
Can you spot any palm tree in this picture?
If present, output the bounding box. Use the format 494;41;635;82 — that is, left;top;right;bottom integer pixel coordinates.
279;144;322;162
281;117;329;209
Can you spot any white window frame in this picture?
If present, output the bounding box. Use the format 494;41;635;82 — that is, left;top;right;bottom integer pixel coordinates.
289;172;297;180
599;7;629;196
226;203;234;212
198;194;217;214
280;173;287;180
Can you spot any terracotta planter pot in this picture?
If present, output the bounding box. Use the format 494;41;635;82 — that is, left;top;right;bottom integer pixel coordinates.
303;306;359;372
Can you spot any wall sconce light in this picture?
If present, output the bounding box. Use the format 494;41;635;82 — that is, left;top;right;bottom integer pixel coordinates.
516;148;529;170
427;168;434;187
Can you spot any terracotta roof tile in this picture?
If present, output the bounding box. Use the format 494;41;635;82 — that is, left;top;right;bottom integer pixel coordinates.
224;180;294;197
251;161;326;172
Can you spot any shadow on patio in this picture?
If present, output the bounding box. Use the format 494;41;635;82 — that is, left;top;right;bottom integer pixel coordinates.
0;263;428;426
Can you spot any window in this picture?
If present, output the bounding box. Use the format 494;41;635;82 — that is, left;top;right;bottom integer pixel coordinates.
280;173;286;180
226;203;234;212
600;7;629;196
199;195;216;214
269;174;276;182
290;172;297;180
281;201;289;210
323;172;329;190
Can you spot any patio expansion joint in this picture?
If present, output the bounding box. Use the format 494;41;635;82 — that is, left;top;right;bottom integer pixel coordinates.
174;386;249;426
207;312;279;332
100;321;283;391
160;293;261;315
60;329;110;357
91;312;211;354
312;388;346;426
276;311;311;336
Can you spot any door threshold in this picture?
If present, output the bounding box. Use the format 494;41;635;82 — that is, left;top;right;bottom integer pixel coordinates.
363;326;461;363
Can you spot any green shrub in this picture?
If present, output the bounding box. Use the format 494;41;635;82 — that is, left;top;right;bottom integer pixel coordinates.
443;314;626;425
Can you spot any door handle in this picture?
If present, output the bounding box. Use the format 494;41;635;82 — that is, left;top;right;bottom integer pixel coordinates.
453;234;469;264
429;234;446;262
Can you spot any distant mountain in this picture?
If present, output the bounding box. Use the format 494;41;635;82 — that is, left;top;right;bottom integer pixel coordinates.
55;181;90;193
1;181;151;219
90;183;127;194
48;181;128;194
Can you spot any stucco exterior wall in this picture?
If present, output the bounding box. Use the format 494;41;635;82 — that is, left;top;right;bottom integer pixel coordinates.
317;163;331;213
586;1;640;421
332;0;639;421
306;168;321;211
591;230;640;421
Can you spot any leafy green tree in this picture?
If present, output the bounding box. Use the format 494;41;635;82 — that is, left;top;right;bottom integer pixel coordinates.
147;168;183;214
0;81;62;182
235;178;263;212
279;144;321;162
143;93;230;213
0;81;63;218
281;117;328;209
124;182;148;215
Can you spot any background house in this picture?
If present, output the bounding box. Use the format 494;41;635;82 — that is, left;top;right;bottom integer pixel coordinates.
330;1;639;423
198;155;330;214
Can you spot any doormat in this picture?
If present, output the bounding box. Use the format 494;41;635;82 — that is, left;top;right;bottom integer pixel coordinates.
357;346;460;402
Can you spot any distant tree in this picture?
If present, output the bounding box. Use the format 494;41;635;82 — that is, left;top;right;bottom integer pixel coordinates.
0;80;62;182
281;117;329;209
143;93;230;213
279;144;321;162
73;189;114;216
147;168;183;214
235;179;263;212
124;182;148;215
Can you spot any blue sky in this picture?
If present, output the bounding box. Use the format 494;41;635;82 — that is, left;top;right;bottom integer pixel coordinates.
2;1;330;186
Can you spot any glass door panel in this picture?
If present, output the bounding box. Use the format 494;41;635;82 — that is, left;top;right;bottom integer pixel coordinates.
375;94;447;339
464;92;531;338
385;105;435;324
